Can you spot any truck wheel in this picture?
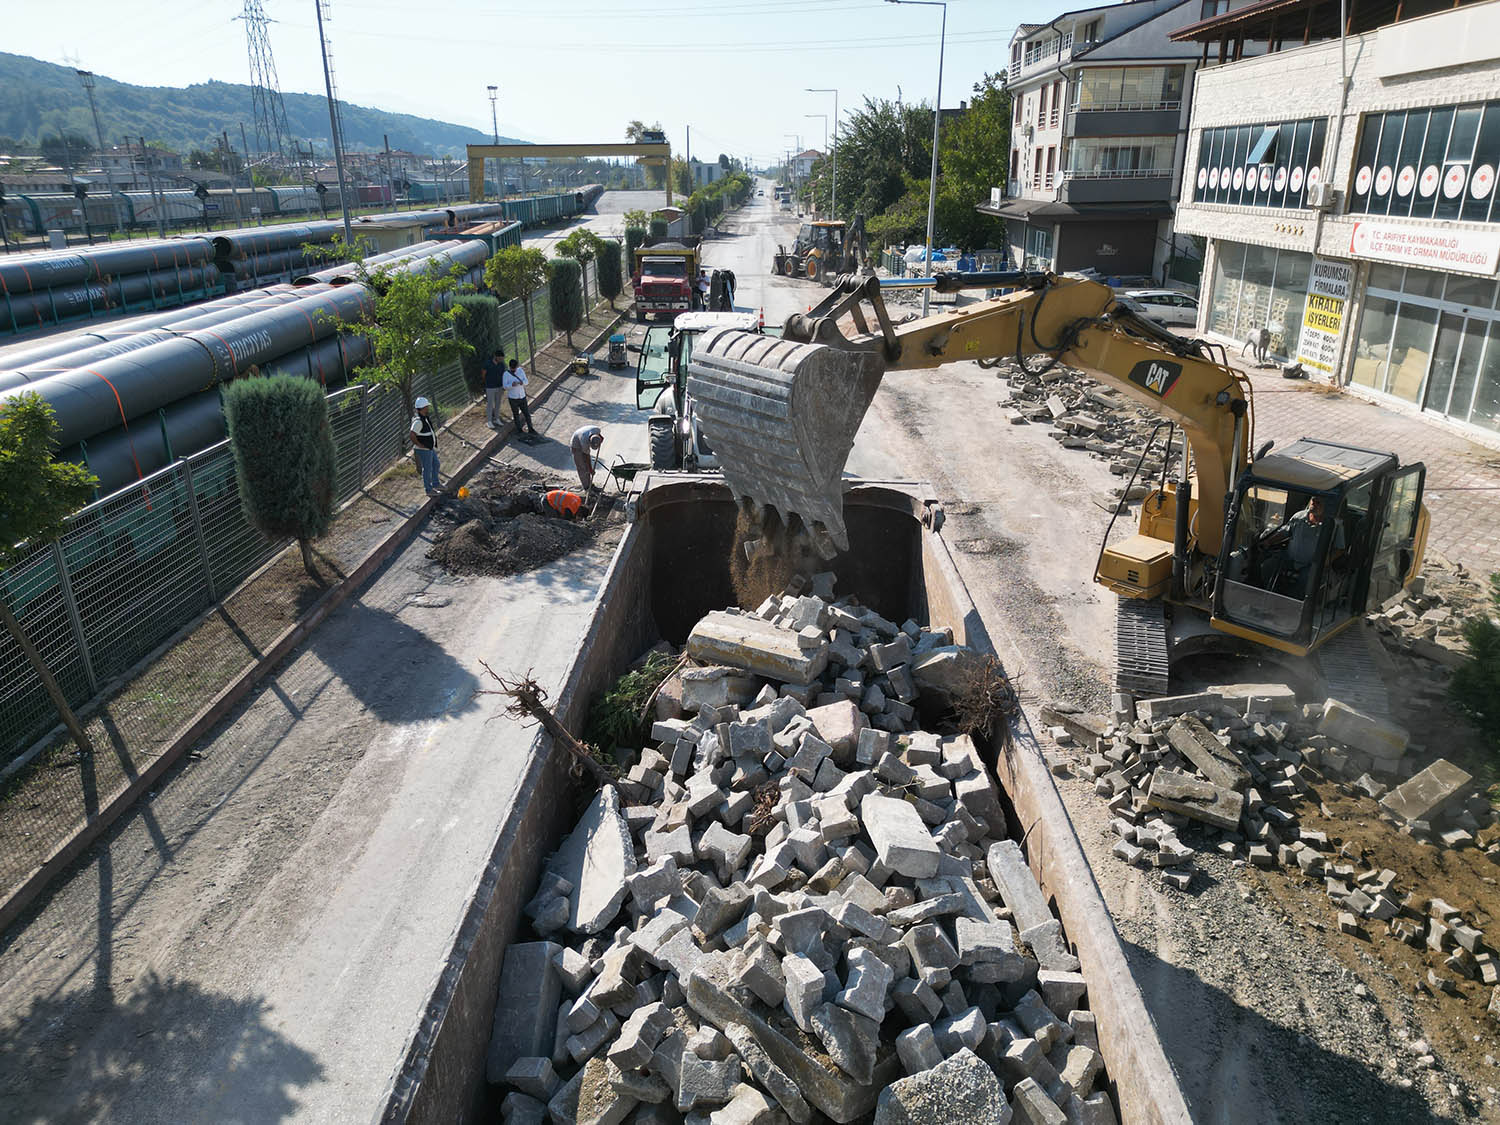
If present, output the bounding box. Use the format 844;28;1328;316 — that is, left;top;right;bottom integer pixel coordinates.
649;419;678;470
805;257;820;282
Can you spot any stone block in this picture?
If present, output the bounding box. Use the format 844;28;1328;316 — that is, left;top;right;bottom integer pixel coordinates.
837;946;895;1021
1037;970;1087;1017
810;1001;882;1085
934;1006;987;1054
688;612;829;685
782;952;824;1031
504;1056;560;1101
1010;1077;1068;1125
675;1052;740;1114
503;1092;548;1125
1165;715;1250;790
709;1084;785;1125
1319;698;1409;762
1038;705;1109;752
862;793;942;878
895;1023;945;1076
985;840;1051;933
874;1048;1011;1124
682;666;761;711
547;786;637;935
488;941;563;1084
1380;759;1475;826
910;645;988;706
1021;920;1080;973
807;700;868;757
893;977;944;1024
1146;768;1244;831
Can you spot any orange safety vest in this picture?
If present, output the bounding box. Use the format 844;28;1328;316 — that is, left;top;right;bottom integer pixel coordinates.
546;489;583;517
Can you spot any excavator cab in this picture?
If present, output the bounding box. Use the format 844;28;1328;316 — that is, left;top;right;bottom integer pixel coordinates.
1213;438;1427;653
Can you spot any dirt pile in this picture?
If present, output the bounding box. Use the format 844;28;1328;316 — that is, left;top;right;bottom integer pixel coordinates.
427;465;615;577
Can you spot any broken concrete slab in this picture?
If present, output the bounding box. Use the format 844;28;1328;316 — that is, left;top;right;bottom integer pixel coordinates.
861;793;941;878
547;786;637;935
488;940;563;1084
985;840;1052;934
1146;768;1244;831
1380;759;1475;826
872;1047;1011;1124
1165;716;1249;791
682;665;762;711
688;612;830;685
1039;705;1109;753
1319;698;1409;763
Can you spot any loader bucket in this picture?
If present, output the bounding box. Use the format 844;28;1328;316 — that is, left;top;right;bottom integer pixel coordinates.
687;326;887;556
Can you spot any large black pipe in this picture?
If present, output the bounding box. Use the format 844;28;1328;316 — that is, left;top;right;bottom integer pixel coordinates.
294;240;450;286
1;266;223;334
209;223;344;262
0;238;214;298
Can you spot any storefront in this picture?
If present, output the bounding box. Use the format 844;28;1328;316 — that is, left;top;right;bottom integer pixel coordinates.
1205;241;1313;360
1350;263;1500;432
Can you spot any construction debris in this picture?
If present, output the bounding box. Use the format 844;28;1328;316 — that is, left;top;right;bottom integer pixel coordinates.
493;575;1118;1124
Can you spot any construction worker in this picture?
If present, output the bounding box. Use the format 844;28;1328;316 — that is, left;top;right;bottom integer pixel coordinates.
570;425;604;492
544;489;584;518
409;396;440;495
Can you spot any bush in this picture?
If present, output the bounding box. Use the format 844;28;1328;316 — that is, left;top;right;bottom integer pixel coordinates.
597;239;623;307
223;374;337;579
648;218;668;241
624;225;646;272
452;293;501;393
1453;573;1500;749
547;257;584;346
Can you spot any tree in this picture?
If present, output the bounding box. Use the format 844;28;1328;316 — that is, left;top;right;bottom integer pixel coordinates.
548;257;584;347
669;157;692;198
0;393;99;755
622;208;650;228
222;375;337;580
596;239;623;308
718;153;730;170
932;72;1011;249
556;229;602;300
648;218;668;241
40;133;93;172
623;225;646;284
485;245;549;366
451;293;501;393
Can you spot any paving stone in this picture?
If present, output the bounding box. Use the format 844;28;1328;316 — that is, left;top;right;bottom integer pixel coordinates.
1010;1076;1068;1125
1380;759;1476;826
1050;1043;1103;1097
934;1005;987;1054
780;952;825;1032
502;1092;548;1125
675;1051;741;1114
984;840;1052;933
734;939;787;1007
1066;1010;1098;1052
837;946;895;1021
723;1023;812;1123
806;699;868;756
1037;970;1087;1018
955;917;1029;981
861;793;942;878
575;1057;640;1125
707;1083;784;1125
1320;698;1409;762
504;1056;560;1101
1165;715;1250;790
893;977;945;1024
1146;768;1244;831
1020;920;1080;973
873;1047;1011;1124
488;941;563;1084
809;1001;882;1086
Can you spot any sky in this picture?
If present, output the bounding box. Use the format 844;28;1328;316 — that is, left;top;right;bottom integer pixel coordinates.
2;0;1069;166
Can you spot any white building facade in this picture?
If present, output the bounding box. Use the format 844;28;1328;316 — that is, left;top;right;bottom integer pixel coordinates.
981;0;1203;279
1173;0;1500;437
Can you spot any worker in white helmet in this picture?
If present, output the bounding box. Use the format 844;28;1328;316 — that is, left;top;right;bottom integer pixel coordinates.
409;396;440;495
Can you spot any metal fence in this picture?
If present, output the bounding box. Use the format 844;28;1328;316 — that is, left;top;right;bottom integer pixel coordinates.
882;249;908;278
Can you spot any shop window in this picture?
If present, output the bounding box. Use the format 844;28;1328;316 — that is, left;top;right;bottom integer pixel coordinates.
1352;294;1399;393
1350;99;1500;225
1206;242;1312;359
1192;118;1328;209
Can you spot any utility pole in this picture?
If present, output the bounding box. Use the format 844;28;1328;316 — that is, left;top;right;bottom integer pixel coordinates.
313;0;354;245
384;133;395;207
76;70;125;236
139;136;167;238
806;88;840;218
887;0;946;315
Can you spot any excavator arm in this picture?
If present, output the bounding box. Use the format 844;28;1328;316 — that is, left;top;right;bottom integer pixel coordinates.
687;271;1251;559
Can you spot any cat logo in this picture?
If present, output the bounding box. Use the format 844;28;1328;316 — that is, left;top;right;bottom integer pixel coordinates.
1128;359;1183;397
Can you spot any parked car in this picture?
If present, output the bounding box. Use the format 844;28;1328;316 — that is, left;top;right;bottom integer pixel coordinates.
1123;288;1199;328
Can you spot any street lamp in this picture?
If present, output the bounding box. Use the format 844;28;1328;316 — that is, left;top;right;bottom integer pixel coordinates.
887;0;946;315
487;85;499;144
804;114;827;216
806;87;839;219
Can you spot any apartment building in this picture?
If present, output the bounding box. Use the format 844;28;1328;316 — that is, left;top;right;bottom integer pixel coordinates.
1171;0;1500;436
980;0;1203;278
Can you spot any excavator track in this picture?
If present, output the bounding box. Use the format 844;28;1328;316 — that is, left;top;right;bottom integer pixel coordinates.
1115;598;1170;697
1316;627;1390;719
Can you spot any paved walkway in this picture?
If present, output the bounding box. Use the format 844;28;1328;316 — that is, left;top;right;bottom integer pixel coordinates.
1238;366;1500;578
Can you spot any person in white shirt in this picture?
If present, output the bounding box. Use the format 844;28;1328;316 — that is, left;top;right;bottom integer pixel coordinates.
502;358;539;439
408;396;440;495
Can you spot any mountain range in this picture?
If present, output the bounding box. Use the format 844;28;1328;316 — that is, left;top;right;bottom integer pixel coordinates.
0;51;520;159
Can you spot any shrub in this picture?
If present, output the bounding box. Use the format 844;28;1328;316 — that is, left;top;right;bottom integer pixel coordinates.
624;224;646;267
597;239;623;307
1453;573;1500;750
223;374;337;579
547;257;584;346
648;218;668;241
452;293;501;393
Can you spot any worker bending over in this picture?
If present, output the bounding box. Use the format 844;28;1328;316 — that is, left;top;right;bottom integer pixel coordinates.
570;425;604;493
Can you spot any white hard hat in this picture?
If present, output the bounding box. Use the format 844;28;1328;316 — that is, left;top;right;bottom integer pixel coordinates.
414;396;431;409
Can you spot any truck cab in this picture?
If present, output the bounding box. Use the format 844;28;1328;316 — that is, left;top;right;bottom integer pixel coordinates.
632;243;698;322
1212;438;1427;653
636;311;763;470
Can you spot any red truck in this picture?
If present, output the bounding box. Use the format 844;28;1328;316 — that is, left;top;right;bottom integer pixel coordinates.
631;240;699;322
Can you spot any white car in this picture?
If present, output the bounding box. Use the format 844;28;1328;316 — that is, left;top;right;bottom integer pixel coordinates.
1124;289;1199;328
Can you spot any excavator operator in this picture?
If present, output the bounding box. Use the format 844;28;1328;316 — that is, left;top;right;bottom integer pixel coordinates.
1257;495;1345;596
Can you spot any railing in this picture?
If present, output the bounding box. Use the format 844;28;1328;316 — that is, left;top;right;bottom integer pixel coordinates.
1044;171;1056;190
1062;167;1174;180
1017;30;1073;73
1069;100;1182;113
1050;107;1061;128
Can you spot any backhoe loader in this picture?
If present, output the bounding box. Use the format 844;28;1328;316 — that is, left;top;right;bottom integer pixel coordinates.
686;271;1429;691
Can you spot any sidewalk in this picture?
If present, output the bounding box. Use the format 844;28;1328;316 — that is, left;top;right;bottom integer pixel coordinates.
1238;365;1500;578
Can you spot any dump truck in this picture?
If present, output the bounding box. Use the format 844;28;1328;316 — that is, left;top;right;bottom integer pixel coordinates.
632;241;699;322
686;271;1429;692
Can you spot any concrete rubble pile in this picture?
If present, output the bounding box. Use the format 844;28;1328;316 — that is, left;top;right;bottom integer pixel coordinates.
490;575;1119;1125
993;362;1181;504
1045;688;1500;1009
1367;561;1485;669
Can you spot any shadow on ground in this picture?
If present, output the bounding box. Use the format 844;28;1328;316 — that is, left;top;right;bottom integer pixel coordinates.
1120;938;1462;1125
0;972;323;1121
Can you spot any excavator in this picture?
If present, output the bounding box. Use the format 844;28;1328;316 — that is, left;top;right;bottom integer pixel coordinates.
685;271;1429;693
772;215;869;284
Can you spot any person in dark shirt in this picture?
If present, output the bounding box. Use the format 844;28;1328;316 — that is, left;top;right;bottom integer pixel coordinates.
481;349;507;429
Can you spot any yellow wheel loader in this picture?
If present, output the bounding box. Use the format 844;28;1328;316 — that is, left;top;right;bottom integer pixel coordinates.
686;271;1429;692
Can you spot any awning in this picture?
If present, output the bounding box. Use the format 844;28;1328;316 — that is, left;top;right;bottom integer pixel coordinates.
976;198;1173;222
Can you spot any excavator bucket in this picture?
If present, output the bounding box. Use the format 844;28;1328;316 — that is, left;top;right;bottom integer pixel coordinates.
687;326;887;556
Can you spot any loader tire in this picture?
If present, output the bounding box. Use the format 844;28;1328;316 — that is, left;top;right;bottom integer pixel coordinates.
649;419;678;470
805;257;820;282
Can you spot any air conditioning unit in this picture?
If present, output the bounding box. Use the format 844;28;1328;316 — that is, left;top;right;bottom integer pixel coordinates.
1305;182;1337;210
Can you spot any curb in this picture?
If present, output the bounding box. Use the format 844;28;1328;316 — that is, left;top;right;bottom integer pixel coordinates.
0;304;625;937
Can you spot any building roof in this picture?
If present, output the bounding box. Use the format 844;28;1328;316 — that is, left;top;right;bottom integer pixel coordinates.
795;149;824;160
1170;0;1487;42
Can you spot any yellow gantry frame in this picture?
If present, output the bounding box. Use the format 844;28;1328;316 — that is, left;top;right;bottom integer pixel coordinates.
466;143;673;203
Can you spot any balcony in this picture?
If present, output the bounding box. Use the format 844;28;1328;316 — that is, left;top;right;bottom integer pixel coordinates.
1066;103;1182;138
1008;31;1074;81
1059;168;1174;204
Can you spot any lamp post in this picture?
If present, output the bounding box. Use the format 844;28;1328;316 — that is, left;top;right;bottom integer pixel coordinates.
784;133;802;212
806;87;839;219
886;0;946;315
804;114;827;217
488;85;499;144
75;70;125;236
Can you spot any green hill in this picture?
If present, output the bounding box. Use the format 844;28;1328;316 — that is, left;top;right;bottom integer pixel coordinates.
0;51;520;159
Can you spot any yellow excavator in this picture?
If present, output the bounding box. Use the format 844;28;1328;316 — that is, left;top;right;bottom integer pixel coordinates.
686;271;1429;692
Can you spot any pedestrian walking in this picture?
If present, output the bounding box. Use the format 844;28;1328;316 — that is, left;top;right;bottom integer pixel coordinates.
570;425;604;492
409;396;440;495
482;348;507;429
503;358;539;439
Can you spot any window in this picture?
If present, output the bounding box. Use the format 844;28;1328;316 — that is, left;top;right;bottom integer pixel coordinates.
1192;118;1329;209
1349;99;1500;225
1201;0;1231;16
1080;19;1100;42
1207;242;1312;359
1026;225;1054;267
1014;96;1022;125
1072;66;1186;111
1067;136;1176;176
1040;84;1049;122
